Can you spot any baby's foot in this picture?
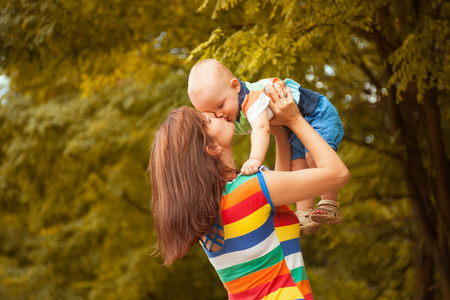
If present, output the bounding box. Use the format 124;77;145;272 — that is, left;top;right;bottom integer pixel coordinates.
296;208;322;237
310;200;342;225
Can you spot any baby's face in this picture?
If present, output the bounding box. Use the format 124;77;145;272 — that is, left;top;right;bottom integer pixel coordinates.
192;83;240;123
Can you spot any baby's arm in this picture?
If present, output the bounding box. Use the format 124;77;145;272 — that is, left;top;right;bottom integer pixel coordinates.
241;110;270;175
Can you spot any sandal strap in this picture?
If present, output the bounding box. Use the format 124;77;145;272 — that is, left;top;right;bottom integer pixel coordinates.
296;208;314;219
317;199;339;207
314;199;341;217
296;208;315;225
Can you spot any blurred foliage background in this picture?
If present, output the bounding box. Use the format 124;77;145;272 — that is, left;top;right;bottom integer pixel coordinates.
0;0;449;299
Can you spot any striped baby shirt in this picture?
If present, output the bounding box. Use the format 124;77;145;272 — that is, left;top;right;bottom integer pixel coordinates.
234;78;302;135
202;170;314;300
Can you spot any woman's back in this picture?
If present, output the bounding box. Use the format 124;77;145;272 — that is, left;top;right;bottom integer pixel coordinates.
202;171;314;300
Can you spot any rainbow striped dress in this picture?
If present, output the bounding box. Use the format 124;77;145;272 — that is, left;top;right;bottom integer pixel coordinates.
202;170;314;300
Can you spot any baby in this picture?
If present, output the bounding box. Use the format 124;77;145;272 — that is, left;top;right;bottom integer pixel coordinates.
188;59;344;236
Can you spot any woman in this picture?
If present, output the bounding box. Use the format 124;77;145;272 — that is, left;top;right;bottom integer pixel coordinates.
149;84;350;300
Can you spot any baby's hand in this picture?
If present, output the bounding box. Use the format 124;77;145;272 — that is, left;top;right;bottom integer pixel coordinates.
241;158;262;175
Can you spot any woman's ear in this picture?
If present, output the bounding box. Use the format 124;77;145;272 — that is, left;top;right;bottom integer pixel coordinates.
206;144;223;156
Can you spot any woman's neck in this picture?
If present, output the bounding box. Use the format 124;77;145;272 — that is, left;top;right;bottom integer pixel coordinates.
221;148;234;165
222;150;238;181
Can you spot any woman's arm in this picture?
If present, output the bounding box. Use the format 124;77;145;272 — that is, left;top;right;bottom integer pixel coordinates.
263;84;350;206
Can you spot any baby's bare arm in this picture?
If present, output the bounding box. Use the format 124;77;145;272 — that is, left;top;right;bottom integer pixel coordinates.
250;110;270;163
241;110;270;175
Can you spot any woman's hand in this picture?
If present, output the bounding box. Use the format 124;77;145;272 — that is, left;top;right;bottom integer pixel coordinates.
269;125;288;137
266;83;302;127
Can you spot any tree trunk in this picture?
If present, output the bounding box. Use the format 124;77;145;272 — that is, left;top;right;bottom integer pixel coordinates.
385;86;446;299
422;92;450;229
415;241;435;300
422;91;450;299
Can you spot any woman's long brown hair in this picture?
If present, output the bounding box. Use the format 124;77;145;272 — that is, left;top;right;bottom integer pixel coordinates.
149;107;235;266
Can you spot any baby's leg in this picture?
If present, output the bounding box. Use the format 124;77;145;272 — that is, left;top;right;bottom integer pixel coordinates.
293;158;322;237
305;152;338;201
306;152;342;224
292;158;315;211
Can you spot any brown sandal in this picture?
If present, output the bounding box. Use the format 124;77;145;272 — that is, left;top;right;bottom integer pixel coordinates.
296;208;323;237
310;200;343;225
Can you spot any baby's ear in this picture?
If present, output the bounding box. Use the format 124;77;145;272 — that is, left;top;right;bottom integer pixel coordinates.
206;144;223;156
230;78;240;93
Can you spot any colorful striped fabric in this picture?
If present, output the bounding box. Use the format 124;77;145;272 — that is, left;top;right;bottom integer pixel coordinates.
241;78;276;125
202;171;314;300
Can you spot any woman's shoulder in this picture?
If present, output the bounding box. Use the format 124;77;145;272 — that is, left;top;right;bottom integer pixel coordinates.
225;173;258;190
224;167;271;193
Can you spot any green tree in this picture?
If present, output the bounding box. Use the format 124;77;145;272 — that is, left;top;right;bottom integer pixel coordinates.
0;75;227;300
1;0;449;299
0;0;227;299
0;0;216;99
187;0;449;299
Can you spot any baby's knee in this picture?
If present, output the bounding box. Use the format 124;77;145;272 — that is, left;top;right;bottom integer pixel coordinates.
291;157;308;170
305;152;316;168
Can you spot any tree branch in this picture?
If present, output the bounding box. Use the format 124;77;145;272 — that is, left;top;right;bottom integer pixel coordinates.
343;136;404;162
342;193;409;207
346;216;413;231
123;192;150;215
344;53;382;89
353;26;397;54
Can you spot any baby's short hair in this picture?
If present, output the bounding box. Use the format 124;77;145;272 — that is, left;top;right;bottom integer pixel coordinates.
188;59;235;98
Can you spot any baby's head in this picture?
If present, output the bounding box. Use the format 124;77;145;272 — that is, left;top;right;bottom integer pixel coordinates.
188;59;241;123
